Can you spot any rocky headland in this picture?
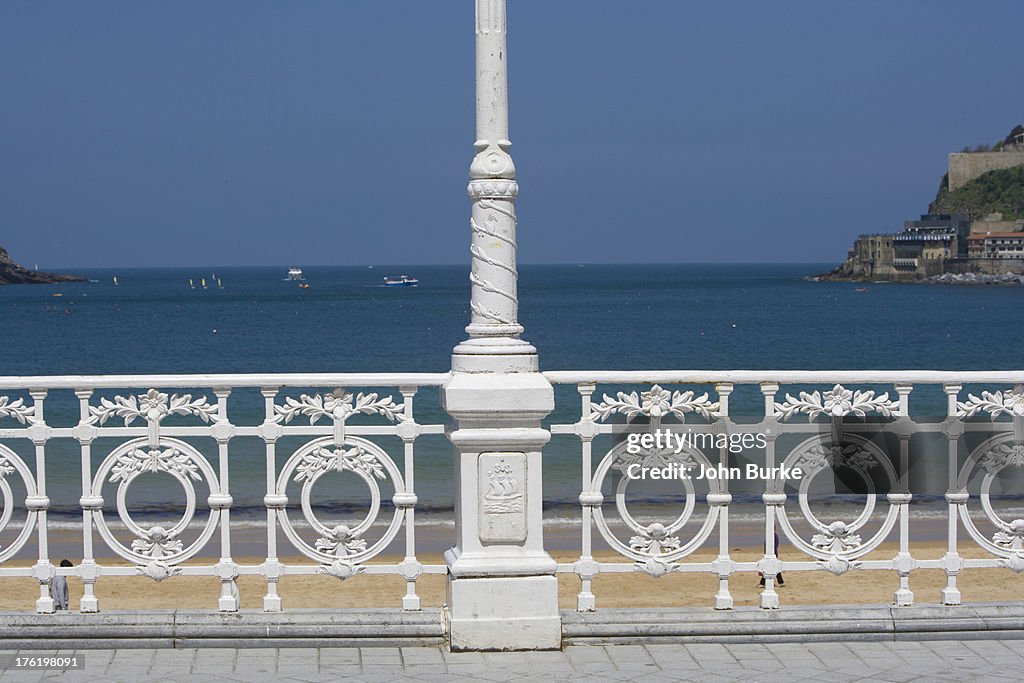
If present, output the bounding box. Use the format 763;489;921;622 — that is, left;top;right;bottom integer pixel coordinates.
0;246;85;284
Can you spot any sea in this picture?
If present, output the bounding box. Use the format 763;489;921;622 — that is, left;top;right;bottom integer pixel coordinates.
1;264;1023;546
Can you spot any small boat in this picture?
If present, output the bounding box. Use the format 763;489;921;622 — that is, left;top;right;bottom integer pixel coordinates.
298;282;311;289
189;278;195;289
113;276;119;286
201;277;208;289
286;267;304;281
217;278;223;289
855;287;869;293
383;275;418;287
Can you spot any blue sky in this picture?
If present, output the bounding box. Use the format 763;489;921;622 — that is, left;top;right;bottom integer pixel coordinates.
1;1;1022;268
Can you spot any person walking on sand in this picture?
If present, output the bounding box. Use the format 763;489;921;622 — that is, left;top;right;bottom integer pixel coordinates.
758;532;785;588
49;559;72;610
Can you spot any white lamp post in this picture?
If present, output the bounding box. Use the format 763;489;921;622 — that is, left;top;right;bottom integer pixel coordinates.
441;0;561;650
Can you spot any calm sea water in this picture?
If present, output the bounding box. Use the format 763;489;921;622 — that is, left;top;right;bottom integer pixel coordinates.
1;264;1022;529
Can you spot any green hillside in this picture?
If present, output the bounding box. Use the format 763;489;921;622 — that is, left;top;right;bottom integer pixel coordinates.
929;165;1024;220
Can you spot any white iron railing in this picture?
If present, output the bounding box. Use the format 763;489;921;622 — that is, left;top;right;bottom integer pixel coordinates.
0;373;448;613
545;371;1024;611
2;370;1024;616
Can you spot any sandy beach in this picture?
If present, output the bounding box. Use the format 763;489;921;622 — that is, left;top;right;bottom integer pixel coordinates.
2;539;1022;613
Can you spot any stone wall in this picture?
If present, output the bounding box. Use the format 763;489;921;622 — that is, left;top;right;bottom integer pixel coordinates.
948;151;1024;191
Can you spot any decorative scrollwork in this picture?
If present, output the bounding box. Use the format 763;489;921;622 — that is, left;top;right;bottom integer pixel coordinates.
811;521;863;553
590;385;721;422
957;386;1024;419
633;557;680;578
993;519;1024;551
0;455;13;479
792;443;879;475
819;555;862;576
0;396;36;425
611;446;696;475
89;389;219;426
130;525;184;558
295;444;386;483
629;523;681;555
274;388;405;425
976;441;1024;474
110;445;202;483
470;301;514;326
774;384;900;420
314;524;368;557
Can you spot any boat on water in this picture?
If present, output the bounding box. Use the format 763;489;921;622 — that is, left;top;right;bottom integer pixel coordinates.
383;275;418;287
286;267;304;281
113;276;119;286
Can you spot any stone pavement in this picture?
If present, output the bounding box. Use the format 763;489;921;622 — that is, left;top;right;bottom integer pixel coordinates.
1;639;1023;681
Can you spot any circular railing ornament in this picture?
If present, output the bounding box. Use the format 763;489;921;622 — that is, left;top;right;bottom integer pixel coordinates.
275;435;405;579
0;445;38;564
591;439;722;575
89;437;222;580
777;433;899;574
956;434;1024;571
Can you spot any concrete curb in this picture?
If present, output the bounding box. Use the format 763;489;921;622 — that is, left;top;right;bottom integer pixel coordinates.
562;603;1024;644
2;603;1023;648
0;609;446;649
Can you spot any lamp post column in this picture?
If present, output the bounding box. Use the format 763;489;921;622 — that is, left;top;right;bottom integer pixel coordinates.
441;0;560;651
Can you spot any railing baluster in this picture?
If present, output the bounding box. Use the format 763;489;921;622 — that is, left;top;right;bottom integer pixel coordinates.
942;383;964;604
75;388;100;612
712;382;734;610
577;382;597;612
399;386;421;611
259;387;283;612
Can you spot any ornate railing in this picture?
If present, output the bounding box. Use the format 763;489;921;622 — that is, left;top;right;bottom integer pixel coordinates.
545;371;1024;611
0;373;448;613
4;370;1024;617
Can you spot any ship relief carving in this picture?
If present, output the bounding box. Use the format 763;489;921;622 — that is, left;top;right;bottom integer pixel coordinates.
478;452;527;544
483;458;523;514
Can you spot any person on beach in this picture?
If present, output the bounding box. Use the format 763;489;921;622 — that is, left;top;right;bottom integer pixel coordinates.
758;532;785;588
49;559;72;610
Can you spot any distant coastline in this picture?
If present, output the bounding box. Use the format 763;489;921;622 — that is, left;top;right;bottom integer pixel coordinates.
0;246;85;285
819;124;1024;286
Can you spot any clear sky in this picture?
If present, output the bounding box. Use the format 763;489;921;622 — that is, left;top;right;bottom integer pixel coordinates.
2;1;1022;268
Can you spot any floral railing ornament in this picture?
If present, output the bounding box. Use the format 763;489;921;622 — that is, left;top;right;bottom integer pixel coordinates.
88;389;219;426
957;386;1024;419
294;444;387;482
0;396;36;425
791;443;879;474
109;444;202;483
774;384;901;420
589;384;721;422
274;388;406;425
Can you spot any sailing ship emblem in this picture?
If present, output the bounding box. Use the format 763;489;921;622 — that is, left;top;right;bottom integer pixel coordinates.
483;459;522;514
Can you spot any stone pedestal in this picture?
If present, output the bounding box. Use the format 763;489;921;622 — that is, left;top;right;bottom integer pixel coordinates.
442;371;560;650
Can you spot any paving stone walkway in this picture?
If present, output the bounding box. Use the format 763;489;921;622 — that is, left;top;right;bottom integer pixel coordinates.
1;639;1023;681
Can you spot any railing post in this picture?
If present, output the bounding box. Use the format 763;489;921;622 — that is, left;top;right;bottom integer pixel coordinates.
441;0;560;651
